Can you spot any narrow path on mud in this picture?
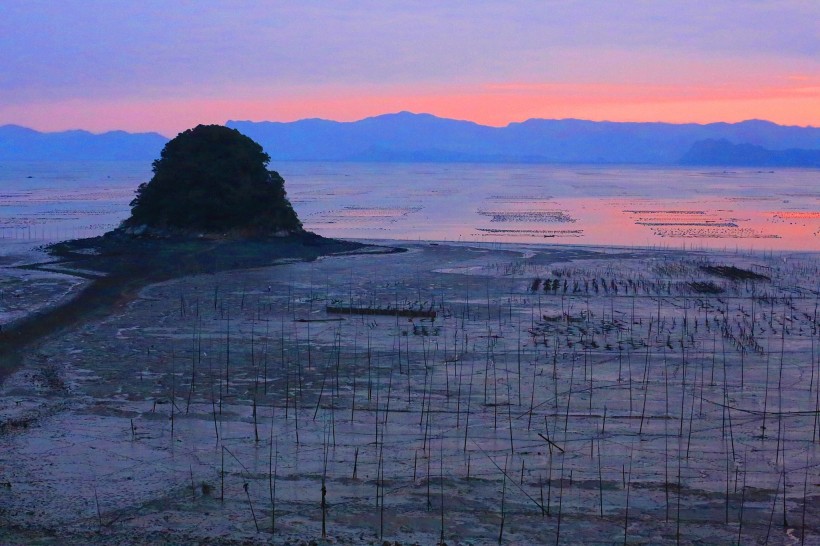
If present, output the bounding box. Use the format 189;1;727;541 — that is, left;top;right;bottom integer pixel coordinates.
0;233;396;385
0;272;144;384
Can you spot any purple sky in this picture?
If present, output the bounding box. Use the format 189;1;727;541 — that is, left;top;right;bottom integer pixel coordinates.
1;1;818;135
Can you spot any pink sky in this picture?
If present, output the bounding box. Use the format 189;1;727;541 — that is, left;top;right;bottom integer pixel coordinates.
5;80;817;137
1;2;818;136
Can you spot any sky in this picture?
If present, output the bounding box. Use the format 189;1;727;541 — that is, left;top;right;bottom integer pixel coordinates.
1;1;818;136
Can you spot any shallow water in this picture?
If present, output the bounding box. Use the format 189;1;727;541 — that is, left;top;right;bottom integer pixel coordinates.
1;161;818;251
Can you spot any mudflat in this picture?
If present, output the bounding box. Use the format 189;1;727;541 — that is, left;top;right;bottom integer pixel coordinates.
1;238;819;545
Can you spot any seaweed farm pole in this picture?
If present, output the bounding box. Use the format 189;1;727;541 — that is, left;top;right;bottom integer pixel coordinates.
170;351;176;439
465;269;470;323
553;335;559;409
778;303;787;431
762;351;771;438
738;463;747;545
440;439;446;545
284;347;291;419
379;450;385;541
383;366;394;437
815;324;820;444
312;351;332;421
225;310;231;391
280;319;287;400
321;426;328;540
351;368;357;422
93;482;103;530
334;327;341;398
623;448;633;546
685;386;697;460
427;438;432;509
555;454;564;546
781;435;788;529
187;314;199;413
564;350;577;445
517;317;523;407
456;335;464;428
726;406;736;460
294;386;300;445
499;454;508;546
294;322;304;398
405;333;413;404
374;379;380;508
813;328;819;443
208;352;219;443
711;329;718;386
663;349;670;518
597;439;604;518
676;439;682;542
269;434;277;534
463;354;474;452
638;344;651;435
379;400;388;538
367;330;373;401
588;346;593;413
243;482;259;532
546;450;553;517
724;438;730;524
801;446;810;546
528;363;537;431
507;365;515;454
420;345;430;427
492;338;499;430
627;345;634;415
484;328;491;406
765;466;783;543
263;317;270;395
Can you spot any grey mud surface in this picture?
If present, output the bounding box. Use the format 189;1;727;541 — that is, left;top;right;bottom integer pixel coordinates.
2;241;820;545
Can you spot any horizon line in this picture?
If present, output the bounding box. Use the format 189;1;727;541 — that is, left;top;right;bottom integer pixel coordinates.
3;111;819;139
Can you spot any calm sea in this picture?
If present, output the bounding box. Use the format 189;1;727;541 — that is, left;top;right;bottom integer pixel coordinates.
0;161;818;252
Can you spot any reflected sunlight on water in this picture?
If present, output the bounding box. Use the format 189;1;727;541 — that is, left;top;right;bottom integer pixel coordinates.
0;161;818;251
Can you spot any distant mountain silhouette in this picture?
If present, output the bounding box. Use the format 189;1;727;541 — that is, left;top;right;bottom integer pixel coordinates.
227;113;820;164
0;124;166;161
3;114;820;165
680;139;820;167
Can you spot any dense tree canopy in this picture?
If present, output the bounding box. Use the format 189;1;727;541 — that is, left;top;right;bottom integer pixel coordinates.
126;125;302;233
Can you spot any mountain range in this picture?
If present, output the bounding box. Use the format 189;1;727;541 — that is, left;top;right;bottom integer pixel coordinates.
0;124;167;161
2;112;819;166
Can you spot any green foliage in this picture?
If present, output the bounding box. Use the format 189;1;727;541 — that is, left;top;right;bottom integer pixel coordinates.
127;124;302;233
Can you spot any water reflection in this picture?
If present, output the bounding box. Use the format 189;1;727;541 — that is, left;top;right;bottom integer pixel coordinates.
0;162;817;251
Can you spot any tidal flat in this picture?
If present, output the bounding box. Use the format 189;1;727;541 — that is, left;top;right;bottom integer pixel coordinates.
1;240;819;545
